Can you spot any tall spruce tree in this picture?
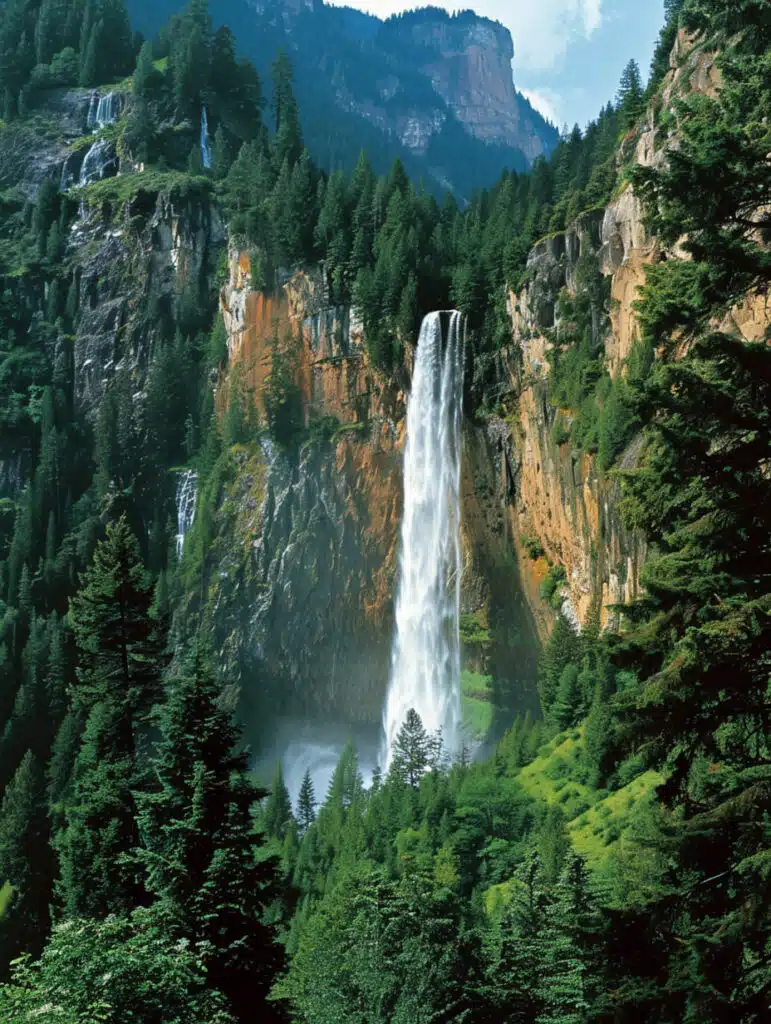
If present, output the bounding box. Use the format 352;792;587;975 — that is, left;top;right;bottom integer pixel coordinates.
263;761;293;841
135;651;286;1021
296;769;316;835
69;516;164;727
390;708;430;788
0;752;55;974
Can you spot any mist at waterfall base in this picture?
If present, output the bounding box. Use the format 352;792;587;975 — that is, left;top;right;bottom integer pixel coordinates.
262;311;466;802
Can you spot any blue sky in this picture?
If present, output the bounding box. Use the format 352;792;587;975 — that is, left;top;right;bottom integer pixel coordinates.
327;0;668;129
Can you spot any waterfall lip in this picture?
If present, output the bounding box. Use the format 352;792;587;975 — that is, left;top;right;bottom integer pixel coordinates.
381;310;466;771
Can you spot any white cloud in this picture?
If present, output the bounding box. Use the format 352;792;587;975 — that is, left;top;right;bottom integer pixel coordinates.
480;1;606;70
326;1;607;72
520;88;562;126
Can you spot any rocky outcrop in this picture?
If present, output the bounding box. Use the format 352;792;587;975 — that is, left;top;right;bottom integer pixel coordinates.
496;29;770;635
72;185;225;417
202;253;541;722
394;12;551;162
127;0;557;196
499;193;653;631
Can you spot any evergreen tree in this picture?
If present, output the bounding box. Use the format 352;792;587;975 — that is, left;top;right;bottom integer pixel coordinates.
69;516;165;726
55;699;144;918
617;59;645;132
539;614;580;718
135;652;286;1021
0;752;55;974
482;851;550;1021
390;708;430;788
263;761;293;841
270;51;302;169
296;769;316;835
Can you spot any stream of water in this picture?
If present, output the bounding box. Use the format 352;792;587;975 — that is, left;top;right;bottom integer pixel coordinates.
382;310;465;768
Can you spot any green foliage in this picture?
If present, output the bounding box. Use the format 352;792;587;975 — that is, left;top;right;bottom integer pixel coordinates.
0;913;236;1022
390;709;431;788
521;534;545;560
263;334;304;448
539;564;567;608
134;651;286;1020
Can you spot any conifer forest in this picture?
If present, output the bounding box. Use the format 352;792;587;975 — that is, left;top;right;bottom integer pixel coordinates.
0;0;768;1020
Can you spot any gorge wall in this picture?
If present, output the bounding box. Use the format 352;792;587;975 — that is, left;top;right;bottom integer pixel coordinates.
206;254;540;729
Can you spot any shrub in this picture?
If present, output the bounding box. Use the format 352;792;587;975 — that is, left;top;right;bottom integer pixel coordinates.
540;565;567;607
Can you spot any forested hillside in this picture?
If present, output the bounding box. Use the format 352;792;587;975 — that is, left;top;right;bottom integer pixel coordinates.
0;0;768;1020
122;0;559;197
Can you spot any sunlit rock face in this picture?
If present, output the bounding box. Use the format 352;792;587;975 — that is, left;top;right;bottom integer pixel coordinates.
206;255;541;731
126;1;558;196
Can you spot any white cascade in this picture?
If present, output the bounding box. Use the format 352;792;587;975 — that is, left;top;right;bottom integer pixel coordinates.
200;105;212;170
382;310;465;769
175;470;198;558
78;139;117;186
95;92;120;129
86;92;99;130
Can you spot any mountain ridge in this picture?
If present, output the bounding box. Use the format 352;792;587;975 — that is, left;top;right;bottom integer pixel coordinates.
126;0;558;196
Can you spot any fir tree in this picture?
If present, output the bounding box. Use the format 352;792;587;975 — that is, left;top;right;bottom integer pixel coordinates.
56;699;144;918
390;708;430;788
0;752;55;973
263;761;293;841
296;769;316;835
69;516;165;726
135;652;286;1021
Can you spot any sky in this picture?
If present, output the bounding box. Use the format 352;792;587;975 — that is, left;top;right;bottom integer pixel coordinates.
326;0;668;129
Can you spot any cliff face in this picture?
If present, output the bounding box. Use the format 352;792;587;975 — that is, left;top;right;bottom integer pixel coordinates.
203;253;540;725
74;187;225;417
495;29;771;636
390;12;549;162
126;1;558;196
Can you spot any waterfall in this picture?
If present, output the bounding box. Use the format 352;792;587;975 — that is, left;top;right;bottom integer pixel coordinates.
200;105;212;170
95;92;120;129
86;92;99;130
382;310;465;769
175;468;198;557
175;470;198;558
86;91;120;131
78;139;117;186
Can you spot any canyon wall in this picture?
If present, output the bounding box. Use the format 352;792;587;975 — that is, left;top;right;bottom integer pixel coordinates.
206;253;540;725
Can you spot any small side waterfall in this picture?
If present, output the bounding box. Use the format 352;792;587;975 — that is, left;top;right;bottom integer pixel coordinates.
86;92;99;130
382;310;465;769
78;139;118;186
95;92;121;129
86;91;121;131
200;106;212;170
175;470;198;558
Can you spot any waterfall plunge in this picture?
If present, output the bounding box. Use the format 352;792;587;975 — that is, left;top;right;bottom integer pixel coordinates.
382;310;465;769
200;106;212;170
175;470;198;558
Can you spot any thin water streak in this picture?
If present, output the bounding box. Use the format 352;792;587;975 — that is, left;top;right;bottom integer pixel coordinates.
176;470;198;558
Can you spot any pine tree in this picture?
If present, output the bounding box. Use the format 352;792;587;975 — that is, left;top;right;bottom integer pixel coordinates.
296;769;316;835
263;761;293;841
270;51;302;169
551;662;582;729
135;652;286;1022
390;708;430;788
482;851;550;1021
538;613;580;719
0;752;55;973
55;699;144;918
69;516;165;725
617;59;644;132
